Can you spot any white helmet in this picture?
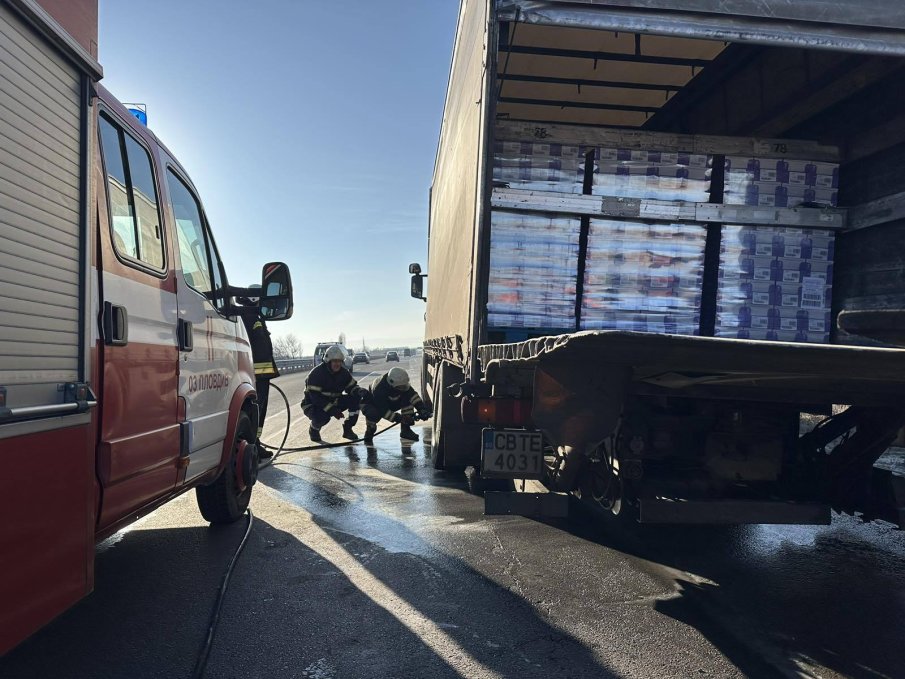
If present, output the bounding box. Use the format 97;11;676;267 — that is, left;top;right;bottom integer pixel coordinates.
387;367;410;389
324;345;345;363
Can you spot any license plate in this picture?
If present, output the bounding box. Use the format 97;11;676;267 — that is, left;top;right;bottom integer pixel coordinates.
481;429;545;479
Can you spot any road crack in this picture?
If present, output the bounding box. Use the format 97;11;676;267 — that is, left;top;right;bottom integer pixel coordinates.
487;522;527;598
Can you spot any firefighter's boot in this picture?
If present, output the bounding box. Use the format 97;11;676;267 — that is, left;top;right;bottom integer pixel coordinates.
342;420;357;441
309;426;322;443
400;424;419;443
363;422;377;445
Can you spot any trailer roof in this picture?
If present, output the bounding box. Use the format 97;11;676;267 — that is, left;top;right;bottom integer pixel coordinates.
495;1;905;129
497;23;726;128
505;0;905;33
497;1;905;56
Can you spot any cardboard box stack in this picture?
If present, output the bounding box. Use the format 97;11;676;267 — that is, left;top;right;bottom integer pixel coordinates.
489;128;844;346
715;224;835;342
492;140;584;194
591;148;711;202
580;219;707;335
724;156;839;207
487;210;580;329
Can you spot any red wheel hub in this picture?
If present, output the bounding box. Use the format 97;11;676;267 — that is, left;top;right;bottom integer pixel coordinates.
234;439;259;492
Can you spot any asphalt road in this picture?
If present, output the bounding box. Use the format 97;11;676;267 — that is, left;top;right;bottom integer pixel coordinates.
2;355;904;678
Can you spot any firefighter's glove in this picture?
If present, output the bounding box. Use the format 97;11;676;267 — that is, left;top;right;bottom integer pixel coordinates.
329;408;344;420
390;412;403;424
417;407;432;421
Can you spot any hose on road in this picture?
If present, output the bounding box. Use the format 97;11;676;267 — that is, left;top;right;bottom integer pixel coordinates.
193;379;417;676
256;382;402;469
191;508;254;679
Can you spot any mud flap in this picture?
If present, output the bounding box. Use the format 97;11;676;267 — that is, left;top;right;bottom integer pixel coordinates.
532;359;630;491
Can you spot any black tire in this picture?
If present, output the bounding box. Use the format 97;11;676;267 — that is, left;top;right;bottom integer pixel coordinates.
430;361;446;470
420;353;433;412
196;410;254;524
574;464;640;530
431;361;473;473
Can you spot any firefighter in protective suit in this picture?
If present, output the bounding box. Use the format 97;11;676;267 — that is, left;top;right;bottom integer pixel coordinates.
236;285;278;459
302;345;362;442
361;367;431;444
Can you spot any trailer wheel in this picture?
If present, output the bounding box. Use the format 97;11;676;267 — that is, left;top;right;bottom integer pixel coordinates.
420;353;433;411
576;455;639;527
430;362;446;469
196;411;254;524
430;361;474;472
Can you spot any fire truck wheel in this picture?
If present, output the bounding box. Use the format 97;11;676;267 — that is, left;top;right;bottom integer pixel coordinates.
196;411;254;524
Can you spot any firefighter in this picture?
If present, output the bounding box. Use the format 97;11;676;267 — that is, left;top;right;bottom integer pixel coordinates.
361;367;431;444
236;285;278;460
302;345;362;442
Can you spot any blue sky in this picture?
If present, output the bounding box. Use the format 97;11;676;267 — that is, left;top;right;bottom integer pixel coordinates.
99;1;459;351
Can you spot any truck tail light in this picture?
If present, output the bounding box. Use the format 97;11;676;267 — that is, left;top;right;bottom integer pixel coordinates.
462;398;532;427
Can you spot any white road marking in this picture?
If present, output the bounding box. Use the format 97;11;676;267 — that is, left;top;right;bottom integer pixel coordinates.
292;513;503;679
358;370;383;385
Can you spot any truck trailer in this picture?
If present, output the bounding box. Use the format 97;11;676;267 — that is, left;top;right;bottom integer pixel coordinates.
413;0;905;527
0;0;293;653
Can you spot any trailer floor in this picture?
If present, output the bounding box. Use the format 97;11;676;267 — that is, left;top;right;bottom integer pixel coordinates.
2;360;903;678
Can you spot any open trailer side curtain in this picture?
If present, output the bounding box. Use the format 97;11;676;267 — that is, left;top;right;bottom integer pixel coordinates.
496;1;905;57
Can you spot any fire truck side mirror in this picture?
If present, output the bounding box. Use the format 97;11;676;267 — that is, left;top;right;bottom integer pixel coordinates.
259;262;293;321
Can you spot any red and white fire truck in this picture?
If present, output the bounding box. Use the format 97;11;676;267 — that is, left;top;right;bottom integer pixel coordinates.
0;0;293;653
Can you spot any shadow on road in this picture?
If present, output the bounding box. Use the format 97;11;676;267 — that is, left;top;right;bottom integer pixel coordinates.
0;509;251;679
255;424;905;679
559;503;905;679
1;480;620;679
260;465;620;678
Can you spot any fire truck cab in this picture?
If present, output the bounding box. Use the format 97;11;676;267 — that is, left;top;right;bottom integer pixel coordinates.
0;0;293;654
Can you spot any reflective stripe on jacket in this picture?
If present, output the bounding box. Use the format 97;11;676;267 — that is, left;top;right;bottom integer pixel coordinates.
302;362;359;411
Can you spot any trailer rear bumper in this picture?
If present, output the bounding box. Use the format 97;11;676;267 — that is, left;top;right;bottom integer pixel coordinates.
639;499;832;525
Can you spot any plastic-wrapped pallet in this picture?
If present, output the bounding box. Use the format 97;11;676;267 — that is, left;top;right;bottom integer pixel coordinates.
715;225;835;343
580;219;707;335
724;156;839;207
590;149;711;202
487;210;580;330
492;140;584;194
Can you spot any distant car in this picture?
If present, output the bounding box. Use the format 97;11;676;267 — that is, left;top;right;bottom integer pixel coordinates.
386;351;399;362
403;348;412;357
353;352;370;364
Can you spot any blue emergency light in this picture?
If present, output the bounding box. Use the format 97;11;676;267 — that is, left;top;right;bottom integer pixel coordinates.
124;104;147;125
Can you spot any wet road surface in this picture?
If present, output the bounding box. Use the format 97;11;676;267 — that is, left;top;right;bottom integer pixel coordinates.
2;357;903;678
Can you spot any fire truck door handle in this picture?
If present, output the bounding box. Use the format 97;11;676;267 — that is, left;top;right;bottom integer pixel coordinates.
102;302;128;346
179;319;194;352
